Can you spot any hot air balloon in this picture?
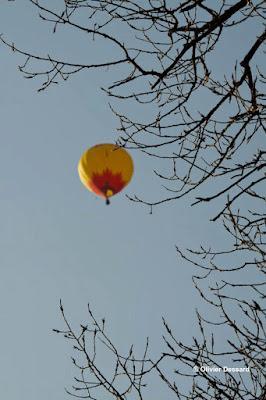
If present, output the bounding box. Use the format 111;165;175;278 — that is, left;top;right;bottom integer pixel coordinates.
78;143;134;204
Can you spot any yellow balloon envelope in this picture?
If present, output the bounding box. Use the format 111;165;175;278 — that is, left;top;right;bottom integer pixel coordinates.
78;143;134;204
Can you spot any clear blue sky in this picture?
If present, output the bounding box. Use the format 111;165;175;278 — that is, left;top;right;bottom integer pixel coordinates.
0;2;262;399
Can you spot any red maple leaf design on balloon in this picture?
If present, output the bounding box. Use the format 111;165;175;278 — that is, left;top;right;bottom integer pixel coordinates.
90;169;126;198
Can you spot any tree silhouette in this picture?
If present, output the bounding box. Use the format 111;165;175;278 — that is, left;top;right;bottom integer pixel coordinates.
1;1;265;399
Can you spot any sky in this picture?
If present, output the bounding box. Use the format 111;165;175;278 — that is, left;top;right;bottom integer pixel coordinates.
0;2;263;399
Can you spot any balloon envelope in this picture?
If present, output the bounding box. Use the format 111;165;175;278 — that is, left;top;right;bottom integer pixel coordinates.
78;143;134;202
